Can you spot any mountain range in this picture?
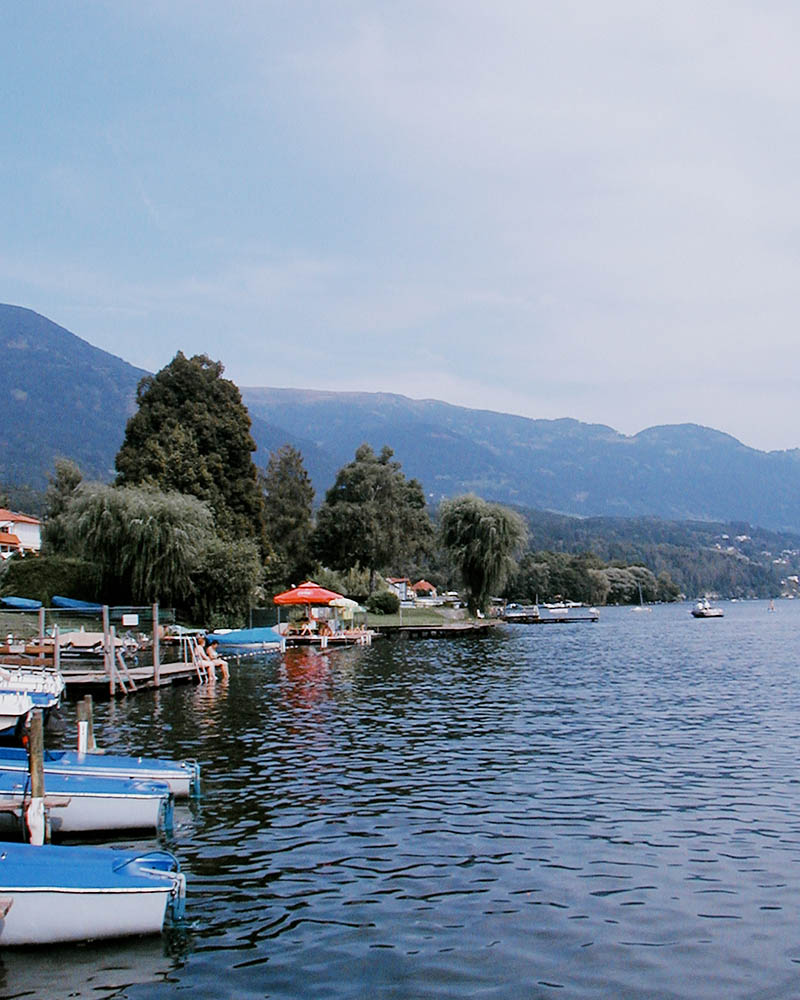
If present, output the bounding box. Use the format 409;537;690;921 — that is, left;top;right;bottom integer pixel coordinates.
4;302;800;535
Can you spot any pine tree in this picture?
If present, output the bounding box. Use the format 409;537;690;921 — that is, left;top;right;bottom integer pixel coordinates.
262;444;315;588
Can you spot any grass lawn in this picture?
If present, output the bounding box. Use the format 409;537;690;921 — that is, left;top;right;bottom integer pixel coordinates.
365;606;471;628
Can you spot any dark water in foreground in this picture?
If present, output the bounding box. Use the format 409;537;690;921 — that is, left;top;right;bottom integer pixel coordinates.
4;600;800;999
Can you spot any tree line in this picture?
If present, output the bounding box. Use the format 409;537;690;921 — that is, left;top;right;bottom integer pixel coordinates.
0;352;687;622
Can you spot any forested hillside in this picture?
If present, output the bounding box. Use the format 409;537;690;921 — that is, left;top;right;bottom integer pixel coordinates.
518;509;800;599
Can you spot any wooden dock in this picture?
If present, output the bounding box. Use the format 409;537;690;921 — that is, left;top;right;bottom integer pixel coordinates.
61;660;203;697
369;621;497;639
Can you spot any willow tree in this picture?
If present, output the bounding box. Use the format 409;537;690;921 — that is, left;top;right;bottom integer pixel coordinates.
115;352;266;548
439;495;527;614
63;484;214;605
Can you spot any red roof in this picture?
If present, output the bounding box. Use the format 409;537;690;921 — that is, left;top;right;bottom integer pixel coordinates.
0;509;40;526
0;532;21;548
273;581;345;605
412;579;436;592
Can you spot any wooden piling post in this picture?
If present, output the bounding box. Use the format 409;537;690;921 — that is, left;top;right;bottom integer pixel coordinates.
76;698;88;756
102;605;114;696
83;694;97;752
152;603;161;687
26;711;48;845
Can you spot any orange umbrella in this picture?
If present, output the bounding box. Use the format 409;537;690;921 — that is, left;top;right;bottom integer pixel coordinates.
273;581;344;605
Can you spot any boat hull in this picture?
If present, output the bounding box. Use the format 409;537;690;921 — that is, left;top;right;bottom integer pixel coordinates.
0;844;184;945
0;771;172;834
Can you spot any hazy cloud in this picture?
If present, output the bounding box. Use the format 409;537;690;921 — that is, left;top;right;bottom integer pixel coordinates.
3;2;800;448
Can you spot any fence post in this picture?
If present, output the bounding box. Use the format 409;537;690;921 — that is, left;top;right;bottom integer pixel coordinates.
37;606;45;663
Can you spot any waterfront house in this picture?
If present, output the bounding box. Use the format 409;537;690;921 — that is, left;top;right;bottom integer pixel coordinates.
0;510;41;557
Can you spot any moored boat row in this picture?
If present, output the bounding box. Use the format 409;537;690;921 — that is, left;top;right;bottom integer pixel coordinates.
0;686;197;945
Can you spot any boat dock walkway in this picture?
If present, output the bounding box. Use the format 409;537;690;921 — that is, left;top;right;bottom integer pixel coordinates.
61;660;204;696
369;621;497;639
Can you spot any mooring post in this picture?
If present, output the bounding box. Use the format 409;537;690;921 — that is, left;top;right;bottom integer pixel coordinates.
102;605;113;695
53;624;60;673
152;603;161;687
110;625;119;695
26;710;48;845
83;694;98;752
76;698;88;757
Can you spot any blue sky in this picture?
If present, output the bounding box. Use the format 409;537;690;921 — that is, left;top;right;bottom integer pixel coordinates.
3;2;800;450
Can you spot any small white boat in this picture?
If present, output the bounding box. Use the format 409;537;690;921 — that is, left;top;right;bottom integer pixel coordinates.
0;747;200;799
0;693;34;732
0;770;173;835
0;843;185;945
691;598;724;618
0;666;65;738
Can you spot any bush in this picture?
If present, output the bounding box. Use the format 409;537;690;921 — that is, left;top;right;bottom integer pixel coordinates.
366;590;400;615
0;555;101;605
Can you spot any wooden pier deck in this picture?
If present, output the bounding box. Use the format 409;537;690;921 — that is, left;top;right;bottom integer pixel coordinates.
61;660;203;697
369;621;497;639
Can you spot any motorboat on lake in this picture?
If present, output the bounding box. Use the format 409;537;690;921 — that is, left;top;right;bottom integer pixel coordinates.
0;842;184;945
691;598;724;618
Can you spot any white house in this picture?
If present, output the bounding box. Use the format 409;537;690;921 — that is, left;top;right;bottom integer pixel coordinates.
0;509;41;557
386;577;412;601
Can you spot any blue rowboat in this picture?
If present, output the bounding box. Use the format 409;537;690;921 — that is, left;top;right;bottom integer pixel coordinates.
0;770;173;835
50;596;103;612
0;843;185;945
0;747;200;799
0;597;42;610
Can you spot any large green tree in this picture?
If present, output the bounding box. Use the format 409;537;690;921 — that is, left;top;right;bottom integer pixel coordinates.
115;352;266;546
439;494;527;614
262;444;315;589
314;444;432;591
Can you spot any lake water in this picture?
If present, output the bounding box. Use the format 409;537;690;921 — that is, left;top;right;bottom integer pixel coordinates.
3;600;800;999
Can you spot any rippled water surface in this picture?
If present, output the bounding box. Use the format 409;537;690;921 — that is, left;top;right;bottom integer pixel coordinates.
4;601;800;999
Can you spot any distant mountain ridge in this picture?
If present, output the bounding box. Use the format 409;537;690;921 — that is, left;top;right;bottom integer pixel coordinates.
4;303;800;534
241;387;800;533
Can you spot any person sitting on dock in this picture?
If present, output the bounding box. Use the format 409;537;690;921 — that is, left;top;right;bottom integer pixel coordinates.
205;638;229;679
194;635;227;682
